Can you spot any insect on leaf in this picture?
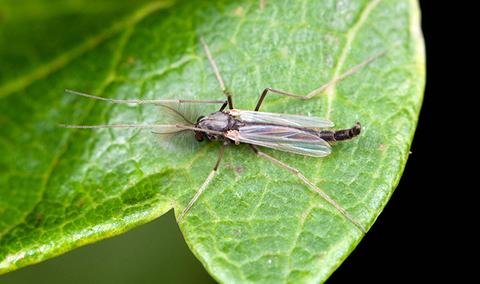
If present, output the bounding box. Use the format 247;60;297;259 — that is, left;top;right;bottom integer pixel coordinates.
0;0;425;283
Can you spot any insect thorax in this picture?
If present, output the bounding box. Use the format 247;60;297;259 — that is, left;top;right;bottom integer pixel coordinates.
195;111;239;141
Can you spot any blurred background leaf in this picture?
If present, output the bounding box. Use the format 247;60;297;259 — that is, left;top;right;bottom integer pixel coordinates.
0;211;215;283
0;0;166;93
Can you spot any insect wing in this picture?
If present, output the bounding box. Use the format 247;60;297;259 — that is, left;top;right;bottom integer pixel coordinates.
229;125;331;157
229;109;334;129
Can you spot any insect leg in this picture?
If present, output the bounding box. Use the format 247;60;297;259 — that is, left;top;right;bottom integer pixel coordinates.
59;123;178;129
218;100;228;111
200;37;234;109
65;89;224;105
249;145;366;233
177;143;226;223
254;50;386;111
60;123;226;138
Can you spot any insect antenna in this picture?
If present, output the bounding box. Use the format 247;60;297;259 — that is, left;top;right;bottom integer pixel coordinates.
157;104;195;125
151;129;190;135
150;103;213;151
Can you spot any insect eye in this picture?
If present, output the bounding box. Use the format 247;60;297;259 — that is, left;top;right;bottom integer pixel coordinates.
195;132;204;142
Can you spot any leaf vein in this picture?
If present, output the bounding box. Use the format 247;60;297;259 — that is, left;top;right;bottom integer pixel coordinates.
326;0;381;119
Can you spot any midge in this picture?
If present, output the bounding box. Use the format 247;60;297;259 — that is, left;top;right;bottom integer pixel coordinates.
62;38;385;233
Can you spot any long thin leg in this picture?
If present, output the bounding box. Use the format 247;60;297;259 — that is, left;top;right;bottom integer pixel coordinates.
177;143;226;222
254;50;386;111
60;123;225;136
59;123;178;129
249;145;366;233
65;89;224;105
200;37;234;109
218;101;228;112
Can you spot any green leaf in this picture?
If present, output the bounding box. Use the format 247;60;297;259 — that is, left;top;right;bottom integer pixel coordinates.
0;0;425;282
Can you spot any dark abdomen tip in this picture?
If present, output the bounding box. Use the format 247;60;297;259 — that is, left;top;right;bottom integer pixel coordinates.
332;122;362;141
351;122;361;137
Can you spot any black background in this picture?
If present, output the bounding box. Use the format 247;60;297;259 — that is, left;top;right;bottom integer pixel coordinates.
329;1;453;282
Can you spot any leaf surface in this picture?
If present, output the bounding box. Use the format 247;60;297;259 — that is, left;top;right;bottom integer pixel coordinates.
0;0;425;282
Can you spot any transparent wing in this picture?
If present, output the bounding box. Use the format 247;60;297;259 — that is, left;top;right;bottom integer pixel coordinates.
229;109;334;129
226;125;331;157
